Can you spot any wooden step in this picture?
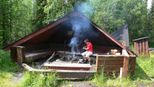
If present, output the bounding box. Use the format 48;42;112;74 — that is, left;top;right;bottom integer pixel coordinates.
57;70;95;79
22;63;96;79
43;62;92;71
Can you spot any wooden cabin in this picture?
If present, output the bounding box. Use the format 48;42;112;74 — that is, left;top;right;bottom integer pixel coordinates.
133;37;149;56
4;11;136;78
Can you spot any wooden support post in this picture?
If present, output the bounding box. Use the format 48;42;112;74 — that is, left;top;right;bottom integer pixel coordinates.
122;57;129;77
134;42;139;55
141;40;143;55
139;41;141;55
10;47;17;61
16;46;25;64
120;67;123;82
134;42;137;54
95;55;99;71
145;40;149;56
142;40;145;55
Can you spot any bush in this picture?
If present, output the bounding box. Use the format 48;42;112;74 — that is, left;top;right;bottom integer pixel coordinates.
0;50;19;87
0;50;18;72
20;72;60;87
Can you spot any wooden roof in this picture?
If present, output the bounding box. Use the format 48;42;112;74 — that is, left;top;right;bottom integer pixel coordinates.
133;37;149;42
4;11;124;50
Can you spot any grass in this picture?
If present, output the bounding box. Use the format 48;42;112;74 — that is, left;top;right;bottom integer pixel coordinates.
18;72;62;87
92;54;154;87
1;49;154;87
0;50;19;87
134;55;154;79
0;49;64;87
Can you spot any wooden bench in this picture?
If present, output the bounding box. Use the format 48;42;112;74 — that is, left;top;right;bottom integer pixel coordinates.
11;46;52;63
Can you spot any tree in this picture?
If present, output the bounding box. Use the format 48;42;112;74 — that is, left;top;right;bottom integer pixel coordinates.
148;0;154;46
90;0;148;41
0;0;33;48
0;0;12;47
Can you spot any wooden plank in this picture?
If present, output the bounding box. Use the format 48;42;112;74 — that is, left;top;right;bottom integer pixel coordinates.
142;40;145;55
43;62;91;71
96;55;99;71
103;69;120;73
23;63;95;73
134;42;137;54
103;65;122;70
97;55;126;57
97;57;124;61
97;60;123;65
22;63;95;79
98;65;122;69
139;41;141;54
96;56;125;73
46;67;90;71
44;63;91;68
133;37;149;41
16;46;25;64
145;40;149;56
141;40;144;55
122;57;129;77
136;42;139;55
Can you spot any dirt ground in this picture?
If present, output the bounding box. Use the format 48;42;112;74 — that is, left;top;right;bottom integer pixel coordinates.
60;81;97;87
11;72;23;85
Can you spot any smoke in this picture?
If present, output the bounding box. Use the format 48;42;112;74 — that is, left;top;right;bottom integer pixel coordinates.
68;1;98;53
69;37;79;53
75;1;94;18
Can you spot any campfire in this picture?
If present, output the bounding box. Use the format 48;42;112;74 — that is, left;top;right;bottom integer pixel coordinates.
42;50;96;64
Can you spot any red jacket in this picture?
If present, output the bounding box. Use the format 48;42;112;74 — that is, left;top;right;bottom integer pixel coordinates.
86;42;93;52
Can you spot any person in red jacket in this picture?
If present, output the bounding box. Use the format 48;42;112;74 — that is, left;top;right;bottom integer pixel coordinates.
81;39;93;63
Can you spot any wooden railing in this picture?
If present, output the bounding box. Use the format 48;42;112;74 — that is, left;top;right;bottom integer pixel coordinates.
95;55;136;77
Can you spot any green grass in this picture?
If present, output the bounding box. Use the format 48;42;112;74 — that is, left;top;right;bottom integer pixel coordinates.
0;50;19;87
1;49;154;87
19;72;61;87
134;55;154;79
0;49;64;87
92;55;154;87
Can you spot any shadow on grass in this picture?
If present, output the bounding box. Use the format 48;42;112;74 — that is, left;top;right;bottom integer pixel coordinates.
131;64;151;80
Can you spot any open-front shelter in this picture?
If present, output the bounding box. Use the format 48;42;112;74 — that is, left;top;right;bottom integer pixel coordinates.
4;11;137;78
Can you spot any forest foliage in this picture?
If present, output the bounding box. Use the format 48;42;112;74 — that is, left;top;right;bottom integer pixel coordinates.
0;0;154;48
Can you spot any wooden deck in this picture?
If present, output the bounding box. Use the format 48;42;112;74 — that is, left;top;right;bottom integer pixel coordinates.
22;62;96;79
43;62;92;71
11;46;136;78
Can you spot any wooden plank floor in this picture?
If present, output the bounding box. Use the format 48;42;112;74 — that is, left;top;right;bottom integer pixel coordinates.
43;59;95;71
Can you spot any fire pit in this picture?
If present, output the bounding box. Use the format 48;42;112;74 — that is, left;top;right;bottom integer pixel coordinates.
41;51;97;71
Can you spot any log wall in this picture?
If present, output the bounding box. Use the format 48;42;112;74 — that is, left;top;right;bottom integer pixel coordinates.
133;37;149;56
95;55;136;76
